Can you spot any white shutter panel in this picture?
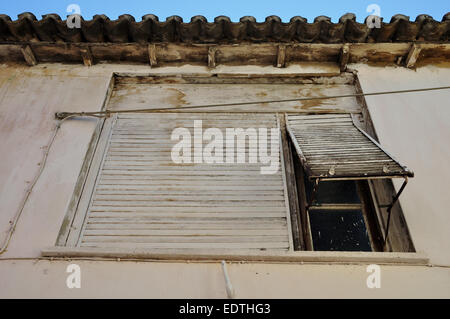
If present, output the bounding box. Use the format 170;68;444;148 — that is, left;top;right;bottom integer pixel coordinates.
74;113;293;251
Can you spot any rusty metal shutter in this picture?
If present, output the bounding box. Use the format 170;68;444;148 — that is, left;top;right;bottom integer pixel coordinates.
71;113;293;251
286;114;413;180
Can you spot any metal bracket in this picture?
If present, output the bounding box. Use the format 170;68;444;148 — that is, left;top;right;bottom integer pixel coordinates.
383;176;409;250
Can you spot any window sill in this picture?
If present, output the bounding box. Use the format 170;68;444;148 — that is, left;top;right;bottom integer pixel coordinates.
42;247;428;265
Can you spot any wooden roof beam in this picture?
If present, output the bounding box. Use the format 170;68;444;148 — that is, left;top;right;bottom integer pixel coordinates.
276;45;287;68
148;44;157;67
21;45;37;66
405;44;422;68
2;42;447;67
80;46;94;66
208;46;217;68
339;44;350;72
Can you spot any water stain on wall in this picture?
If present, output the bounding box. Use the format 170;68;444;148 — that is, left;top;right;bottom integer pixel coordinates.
165;87;188;108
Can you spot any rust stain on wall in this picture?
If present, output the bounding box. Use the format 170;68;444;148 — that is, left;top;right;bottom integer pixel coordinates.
256;91;268;97
165;87;188;108
293;87;330;110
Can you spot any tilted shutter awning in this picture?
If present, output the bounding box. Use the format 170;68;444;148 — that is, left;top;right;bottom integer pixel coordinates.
286;114;414;181
286;113;414;248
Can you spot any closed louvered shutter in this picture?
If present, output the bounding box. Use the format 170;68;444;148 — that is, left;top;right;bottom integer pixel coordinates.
70;113;293;251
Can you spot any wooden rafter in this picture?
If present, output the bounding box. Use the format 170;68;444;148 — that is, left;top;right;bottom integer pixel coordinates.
80;46;94;66
20;45;37;66
405;44;422;68
148;44;157;67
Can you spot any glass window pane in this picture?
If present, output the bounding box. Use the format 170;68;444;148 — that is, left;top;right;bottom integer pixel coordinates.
304;178;361;204
309;209;372;251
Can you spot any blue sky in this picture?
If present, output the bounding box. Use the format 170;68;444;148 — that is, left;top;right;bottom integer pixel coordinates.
1;0;448;22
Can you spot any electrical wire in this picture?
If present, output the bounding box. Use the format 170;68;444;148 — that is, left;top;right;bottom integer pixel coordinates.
0;115;99;256
55;85;450;119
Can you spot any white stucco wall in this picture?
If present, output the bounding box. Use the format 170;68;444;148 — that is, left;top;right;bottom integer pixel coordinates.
0;63;449;298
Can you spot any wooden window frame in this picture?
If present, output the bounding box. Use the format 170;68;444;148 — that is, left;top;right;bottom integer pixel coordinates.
45;72;423;264
292;155;385;252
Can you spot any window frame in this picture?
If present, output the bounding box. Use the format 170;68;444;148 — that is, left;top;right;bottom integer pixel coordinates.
293;158;385;252
48;72;423;264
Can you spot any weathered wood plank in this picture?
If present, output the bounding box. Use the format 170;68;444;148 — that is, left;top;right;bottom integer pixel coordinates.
148;44;157;67
80;46;94;66
339;44;350;72
42;246;429;264
93;194;285;201
3;42;449;67
97;180;284;186
276;45;286;68
108;83;360;113
80;242;290;249
90;205;286;212
92;200;286;207
20;45;37;66
208;46;217;68
81;236;288;244
83;229;288;236
405;44;422;69
88;216;286;222
86;223;287;230
279;114;303;250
